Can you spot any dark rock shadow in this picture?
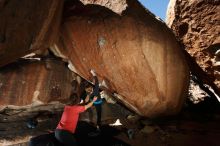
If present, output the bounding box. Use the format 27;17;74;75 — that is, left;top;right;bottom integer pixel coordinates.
75;121;130;146
29;121;130;146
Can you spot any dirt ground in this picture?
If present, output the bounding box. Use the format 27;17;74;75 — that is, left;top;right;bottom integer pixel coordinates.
1;97;220;146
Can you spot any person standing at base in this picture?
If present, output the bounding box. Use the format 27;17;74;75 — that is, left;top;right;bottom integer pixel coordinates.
55;93;97;146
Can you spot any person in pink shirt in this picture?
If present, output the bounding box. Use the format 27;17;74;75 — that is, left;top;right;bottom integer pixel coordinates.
55;93;97;146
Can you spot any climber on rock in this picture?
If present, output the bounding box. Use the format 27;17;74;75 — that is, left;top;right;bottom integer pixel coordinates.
80;69;103;132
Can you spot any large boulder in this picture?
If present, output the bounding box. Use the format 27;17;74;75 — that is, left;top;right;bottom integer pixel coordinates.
55;0;189;117
166;0;220;90
0;0;63;67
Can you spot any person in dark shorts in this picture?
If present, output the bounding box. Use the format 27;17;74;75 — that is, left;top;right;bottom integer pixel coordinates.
80;69;103;130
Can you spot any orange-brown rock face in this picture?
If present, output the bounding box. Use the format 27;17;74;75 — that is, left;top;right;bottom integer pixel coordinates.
56;0;189;117
167;0;220;89
0;57;73;106
0;0;63;67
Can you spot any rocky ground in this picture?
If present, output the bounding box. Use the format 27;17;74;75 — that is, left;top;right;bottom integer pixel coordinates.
1;96;220;146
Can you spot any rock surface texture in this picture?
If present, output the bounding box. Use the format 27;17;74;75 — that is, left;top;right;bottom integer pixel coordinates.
56;0;189;117
0;56;73;107
0;0;63;67
166;0;220;90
